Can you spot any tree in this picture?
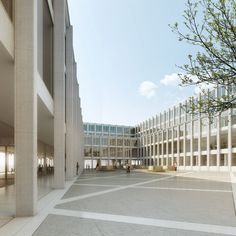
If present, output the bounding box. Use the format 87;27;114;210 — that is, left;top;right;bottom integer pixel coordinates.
170;0;236;116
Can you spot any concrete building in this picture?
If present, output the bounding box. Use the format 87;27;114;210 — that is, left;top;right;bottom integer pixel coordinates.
137;86;236;172
0;0;84;216
84;123;138;168
84;87;236;172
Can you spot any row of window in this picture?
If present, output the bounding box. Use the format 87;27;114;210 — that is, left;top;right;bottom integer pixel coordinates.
140;114;236;136
84;147;137;158
139;108;236;132
84;136;137;146
84;124;134;135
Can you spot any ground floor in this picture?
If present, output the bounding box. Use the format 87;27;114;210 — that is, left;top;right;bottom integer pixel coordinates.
1;169;236;235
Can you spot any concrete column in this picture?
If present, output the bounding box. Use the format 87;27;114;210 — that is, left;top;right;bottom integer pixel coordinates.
53;0;66;189
5;146;7;180
198;114;202;169
73;62;77;176
65;26;74;180
171;127;174;166
153;133;156;166
183;124;186;168
75;85;79;166
15;0;37;216
217;115;221;169
43;146;47;175
177;125;180;166
190;119;193;168
207;118;210;169
166;130;169;166
228;109;232;170
161;131;164;166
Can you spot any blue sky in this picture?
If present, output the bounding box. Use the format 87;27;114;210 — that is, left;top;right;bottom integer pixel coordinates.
68;0;198;126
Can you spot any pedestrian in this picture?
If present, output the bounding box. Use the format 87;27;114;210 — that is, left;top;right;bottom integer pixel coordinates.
76;162;79;175
174;162;177;171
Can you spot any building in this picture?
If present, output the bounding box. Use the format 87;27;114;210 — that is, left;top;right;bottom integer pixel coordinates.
84;123;139;168
137;87;236;172
0;0;84;217
84;87;236;172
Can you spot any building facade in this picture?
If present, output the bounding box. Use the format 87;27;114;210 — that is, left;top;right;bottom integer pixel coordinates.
0;0;84;216
84;123;138;168
84;87;236;172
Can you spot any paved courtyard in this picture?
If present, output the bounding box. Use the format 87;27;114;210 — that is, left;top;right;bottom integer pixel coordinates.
31;170;236;236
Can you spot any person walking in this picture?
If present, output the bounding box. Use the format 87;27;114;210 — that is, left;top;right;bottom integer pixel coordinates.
76;162;79;175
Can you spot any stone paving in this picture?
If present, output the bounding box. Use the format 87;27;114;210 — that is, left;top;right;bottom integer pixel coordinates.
32;170;236;236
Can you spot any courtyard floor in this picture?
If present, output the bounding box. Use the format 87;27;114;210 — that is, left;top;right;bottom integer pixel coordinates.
1;170;236;235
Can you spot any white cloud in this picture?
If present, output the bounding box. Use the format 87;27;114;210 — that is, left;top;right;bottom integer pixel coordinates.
160;73;180;86
138;81;158;99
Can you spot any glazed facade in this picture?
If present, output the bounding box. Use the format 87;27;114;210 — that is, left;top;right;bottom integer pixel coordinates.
138;87;236;171
84;123;138;168
85;86;236;171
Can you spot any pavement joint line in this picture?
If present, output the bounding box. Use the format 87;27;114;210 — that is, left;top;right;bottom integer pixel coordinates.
77;173;139;181
131;185;232;193
58;172;193;204
72;183;231;193
73;183;123;188
50;208;236;236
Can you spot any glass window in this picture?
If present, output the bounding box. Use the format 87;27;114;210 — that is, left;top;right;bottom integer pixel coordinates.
117;127;123;134
89;124;95;132
101;137;109;146
110;126;116;133
83;124;87;132
93;137;100;146
84;148;92;157
117;148;123;157
96;125;102;132
186;122;191;136
85;136;92;145
93;148;100;157
124;128;130;134
103;126;109;133
110;147;116;157
110;138;116;146
117;139;123;146
124;139;130;146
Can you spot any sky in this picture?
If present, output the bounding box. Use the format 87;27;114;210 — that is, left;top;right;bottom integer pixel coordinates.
68;0;199;126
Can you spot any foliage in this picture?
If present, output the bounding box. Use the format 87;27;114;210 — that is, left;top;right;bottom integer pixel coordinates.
170;0;236;116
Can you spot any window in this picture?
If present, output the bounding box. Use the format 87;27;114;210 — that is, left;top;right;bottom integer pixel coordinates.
117;127;123;134
103;126;109;133
110;126;116;133
89;125;95;132
96;125;102;133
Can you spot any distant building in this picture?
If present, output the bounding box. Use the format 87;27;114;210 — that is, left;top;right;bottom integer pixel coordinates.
84;123;138;168
85;86;236;171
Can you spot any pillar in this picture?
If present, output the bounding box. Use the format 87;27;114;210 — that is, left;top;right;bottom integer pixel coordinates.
207;117;210;169
5;146;7;180
217;115;221;169
73;62;77;176
228;108;232;170
15;0;37;216
53;0;66;188
65;26;74;180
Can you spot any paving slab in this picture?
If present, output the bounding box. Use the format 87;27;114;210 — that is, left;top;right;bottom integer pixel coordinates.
140;176;232;190
62;185;116;199
57;179;236;226
33;214;228;236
